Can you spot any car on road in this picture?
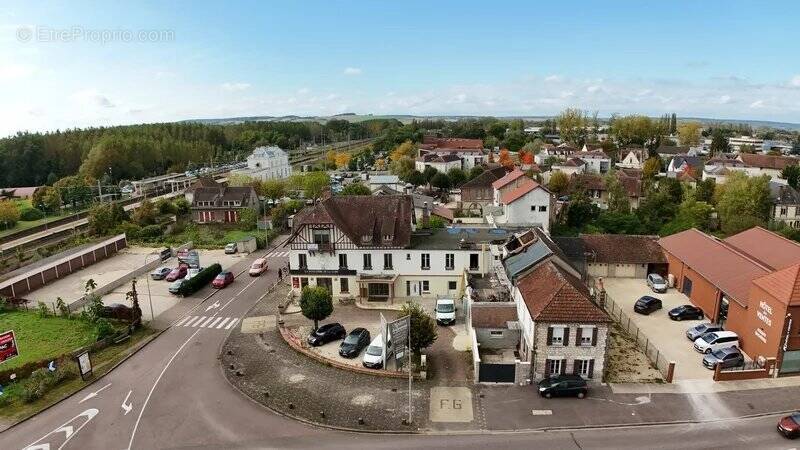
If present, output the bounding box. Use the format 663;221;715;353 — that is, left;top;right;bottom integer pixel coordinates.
646;273;668;293
702;346;744;370
633;296;662;315
778;412;800;439
307;323;346;347
339;327;371;358
224;243;238;254
168;279;185;295
694;330;739;354
212;271;234;288
150;267;172;280
537;374;588;399
668;304;704;321
165;265;188;282
686;323;724;341
248;258;268;276
362;334;392;369
435;298;456;325
185;267;203;280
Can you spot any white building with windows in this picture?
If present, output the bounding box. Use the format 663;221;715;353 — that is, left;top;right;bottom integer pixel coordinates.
485;169;553;231
234;146;291;181
287;195;516;305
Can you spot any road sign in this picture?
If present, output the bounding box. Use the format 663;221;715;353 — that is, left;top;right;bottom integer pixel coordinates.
76;351;93;380
388;316;410;367
0;330;19;364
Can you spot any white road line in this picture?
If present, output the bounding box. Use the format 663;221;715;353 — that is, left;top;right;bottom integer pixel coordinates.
531;409;553;416
225;318;239;330
174;316;190;327
207;317;223;328
216;317;230;329
127;328;201;450
235;278;258;296
184;316;203;327
198;317;215;327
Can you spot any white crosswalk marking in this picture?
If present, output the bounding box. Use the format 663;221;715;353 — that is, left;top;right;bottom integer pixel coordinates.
267;251;289;258
178;315;239;330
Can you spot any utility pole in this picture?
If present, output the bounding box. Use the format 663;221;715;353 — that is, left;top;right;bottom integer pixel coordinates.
407;316;412;426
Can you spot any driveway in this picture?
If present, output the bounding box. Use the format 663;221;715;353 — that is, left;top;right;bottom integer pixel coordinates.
601;278;715;381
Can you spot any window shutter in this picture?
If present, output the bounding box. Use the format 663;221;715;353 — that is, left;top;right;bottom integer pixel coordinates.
592;327;598;346
588;359;595;379
573;360;580;375
544;359;552;376
546;326;553;345
560;358;567;375
575;327;582;347
563;327;569;346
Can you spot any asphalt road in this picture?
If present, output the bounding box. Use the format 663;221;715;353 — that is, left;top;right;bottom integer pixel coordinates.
0;240;797;449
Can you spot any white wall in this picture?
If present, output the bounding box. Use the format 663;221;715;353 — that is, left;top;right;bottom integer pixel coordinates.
495;188;551;231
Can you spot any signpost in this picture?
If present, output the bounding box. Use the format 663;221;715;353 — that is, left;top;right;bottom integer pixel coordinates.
388;315;411;425
0;330;19;364
76;351;93;381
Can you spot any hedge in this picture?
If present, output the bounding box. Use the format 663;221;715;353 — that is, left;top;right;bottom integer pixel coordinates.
20;207;45;221
177;263;222;296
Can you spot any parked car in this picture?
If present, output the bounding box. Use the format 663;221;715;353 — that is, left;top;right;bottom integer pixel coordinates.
168;279;185;294
224;243;238;254
307;323;346;346
537;374;588;399
647;273;668;293
212;271;235;288
633;296;662;315
101;303;134;319
339;328;371;358
702;346;744;370
165;265;188;282
694;330;739;354
686;323;725;341
668;304;704;321
777;412;800;439
248;258;268;276
150;267;172;280
362;334;393;369
185;267;203;280
435;298;456;325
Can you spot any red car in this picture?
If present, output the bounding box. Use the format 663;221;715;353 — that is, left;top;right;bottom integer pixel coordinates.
212;271;234;288
165;265;188;282
778;412;800;439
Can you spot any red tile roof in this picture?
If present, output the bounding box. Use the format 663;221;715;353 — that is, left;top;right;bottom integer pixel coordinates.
422;136;484;149
738;153;799;170
431;204;454;221
500;178;540;204
581;234;666;264
516;261;610;323
491;168;525;190
658;228;772;306
723;226;800;271
752;264;800;306
471;304;518;328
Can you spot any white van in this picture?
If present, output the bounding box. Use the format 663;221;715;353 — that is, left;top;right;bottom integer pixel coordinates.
693;330;739;354
362;333;393;369
435;298;456;325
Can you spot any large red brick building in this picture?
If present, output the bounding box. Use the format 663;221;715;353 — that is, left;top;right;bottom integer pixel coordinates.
659;227;800;375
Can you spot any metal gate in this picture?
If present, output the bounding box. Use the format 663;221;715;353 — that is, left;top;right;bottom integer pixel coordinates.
478;363;515;383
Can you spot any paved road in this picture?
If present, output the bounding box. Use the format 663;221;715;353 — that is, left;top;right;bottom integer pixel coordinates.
0;239;796;449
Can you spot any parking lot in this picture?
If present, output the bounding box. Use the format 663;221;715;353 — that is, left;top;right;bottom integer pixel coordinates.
601;277;716;380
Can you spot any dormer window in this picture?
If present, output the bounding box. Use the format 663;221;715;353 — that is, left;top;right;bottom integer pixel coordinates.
361;235;372;243
383;234;393;242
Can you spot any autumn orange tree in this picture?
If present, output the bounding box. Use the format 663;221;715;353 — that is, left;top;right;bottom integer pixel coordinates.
498;148;514;169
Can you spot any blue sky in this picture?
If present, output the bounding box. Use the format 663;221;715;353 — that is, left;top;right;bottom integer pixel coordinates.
2;1;800;136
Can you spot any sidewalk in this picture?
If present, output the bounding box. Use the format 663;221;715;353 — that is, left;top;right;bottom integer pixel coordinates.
611;374;800;394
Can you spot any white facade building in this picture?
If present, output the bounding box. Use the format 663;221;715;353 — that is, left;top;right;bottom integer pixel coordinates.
234;146;291;181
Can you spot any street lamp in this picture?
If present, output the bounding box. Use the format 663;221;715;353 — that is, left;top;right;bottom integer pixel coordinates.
143;251;157;321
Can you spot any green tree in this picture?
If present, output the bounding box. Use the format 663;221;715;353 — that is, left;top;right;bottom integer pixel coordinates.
0;200;21;229
155;197;177;215
636;191;678;234
422;166;438;184
399;301;437;353
660;199;714;236
556;108;587;145
694;178;716;204
610;115;663;150
710;131;730;155
781;165;800;189
389;140;417;161
407;170;425;187
430;173;451;190
548;171;569;196
677;122;702;146
133;198;157;226
238;207;258;230
566;191;600;229
447;168;467;187
715;171;771;235
174;197;191;215
642;158;662;180
389;156;415;180
53;175;94;209
502;130;526;151
604;173;630;214
262;179;287;200
521;139;544;155
468;166;485;180
300;286;333;330
340;182;371;195
87;203;121;235
299;171;330;200
32;186;62;214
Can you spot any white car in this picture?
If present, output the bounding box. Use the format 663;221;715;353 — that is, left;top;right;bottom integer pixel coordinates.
185;267;202;280
435;298;456;325
362;334;392;369
693;330;739;354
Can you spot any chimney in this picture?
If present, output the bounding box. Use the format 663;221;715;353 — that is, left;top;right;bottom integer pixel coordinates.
422;201;430;227
594;277;606;308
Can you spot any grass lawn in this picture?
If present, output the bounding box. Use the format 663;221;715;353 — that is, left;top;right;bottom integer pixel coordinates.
0;311;97;371
0;210;75;239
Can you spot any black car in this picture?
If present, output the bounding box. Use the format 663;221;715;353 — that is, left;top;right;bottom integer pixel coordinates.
307;323;346;346
339;328;371;358
633;296;662;315
668;304;704;321
537;374;588;399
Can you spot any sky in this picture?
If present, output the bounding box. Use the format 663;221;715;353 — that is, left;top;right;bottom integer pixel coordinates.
2;0;800;137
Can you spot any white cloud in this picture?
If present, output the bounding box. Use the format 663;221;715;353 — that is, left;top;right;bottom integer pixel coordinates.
220;82;251;92
71;89;115;108
343;67;362;76
586;85;601;93
718;95;732;104
544;75;561;82
749;99;765;109
297;87;310;95
790;75;800;87
0;62;36;80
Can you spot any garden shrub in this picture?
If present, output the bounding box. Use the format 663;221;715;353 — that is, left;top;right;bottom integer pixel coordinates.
20;207;45;221
95;318;116;341
139;224;163;239
20;364;78;403
178;263;222;296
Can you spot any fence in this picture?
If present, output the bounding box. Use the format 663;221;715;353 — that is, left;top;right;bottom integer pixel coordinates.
603;293;672;379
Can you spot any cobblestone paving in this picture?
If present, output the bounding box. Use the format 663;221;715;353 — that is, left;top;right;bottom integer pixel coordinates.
222;282;431;432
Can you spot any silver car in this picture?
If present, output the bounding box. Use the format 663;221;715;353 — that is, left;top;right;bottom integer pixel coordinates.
702;346;744;370
647;273;667;293
686;323;724;341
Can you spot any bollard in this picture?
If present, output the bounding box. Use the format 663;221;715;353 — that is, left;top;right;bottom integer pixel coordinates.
358;417;364;425
320;411;325;418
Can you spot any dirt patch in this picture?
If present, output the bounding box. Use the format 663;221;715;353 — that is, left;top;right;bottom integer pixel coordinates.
604;323;664;383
